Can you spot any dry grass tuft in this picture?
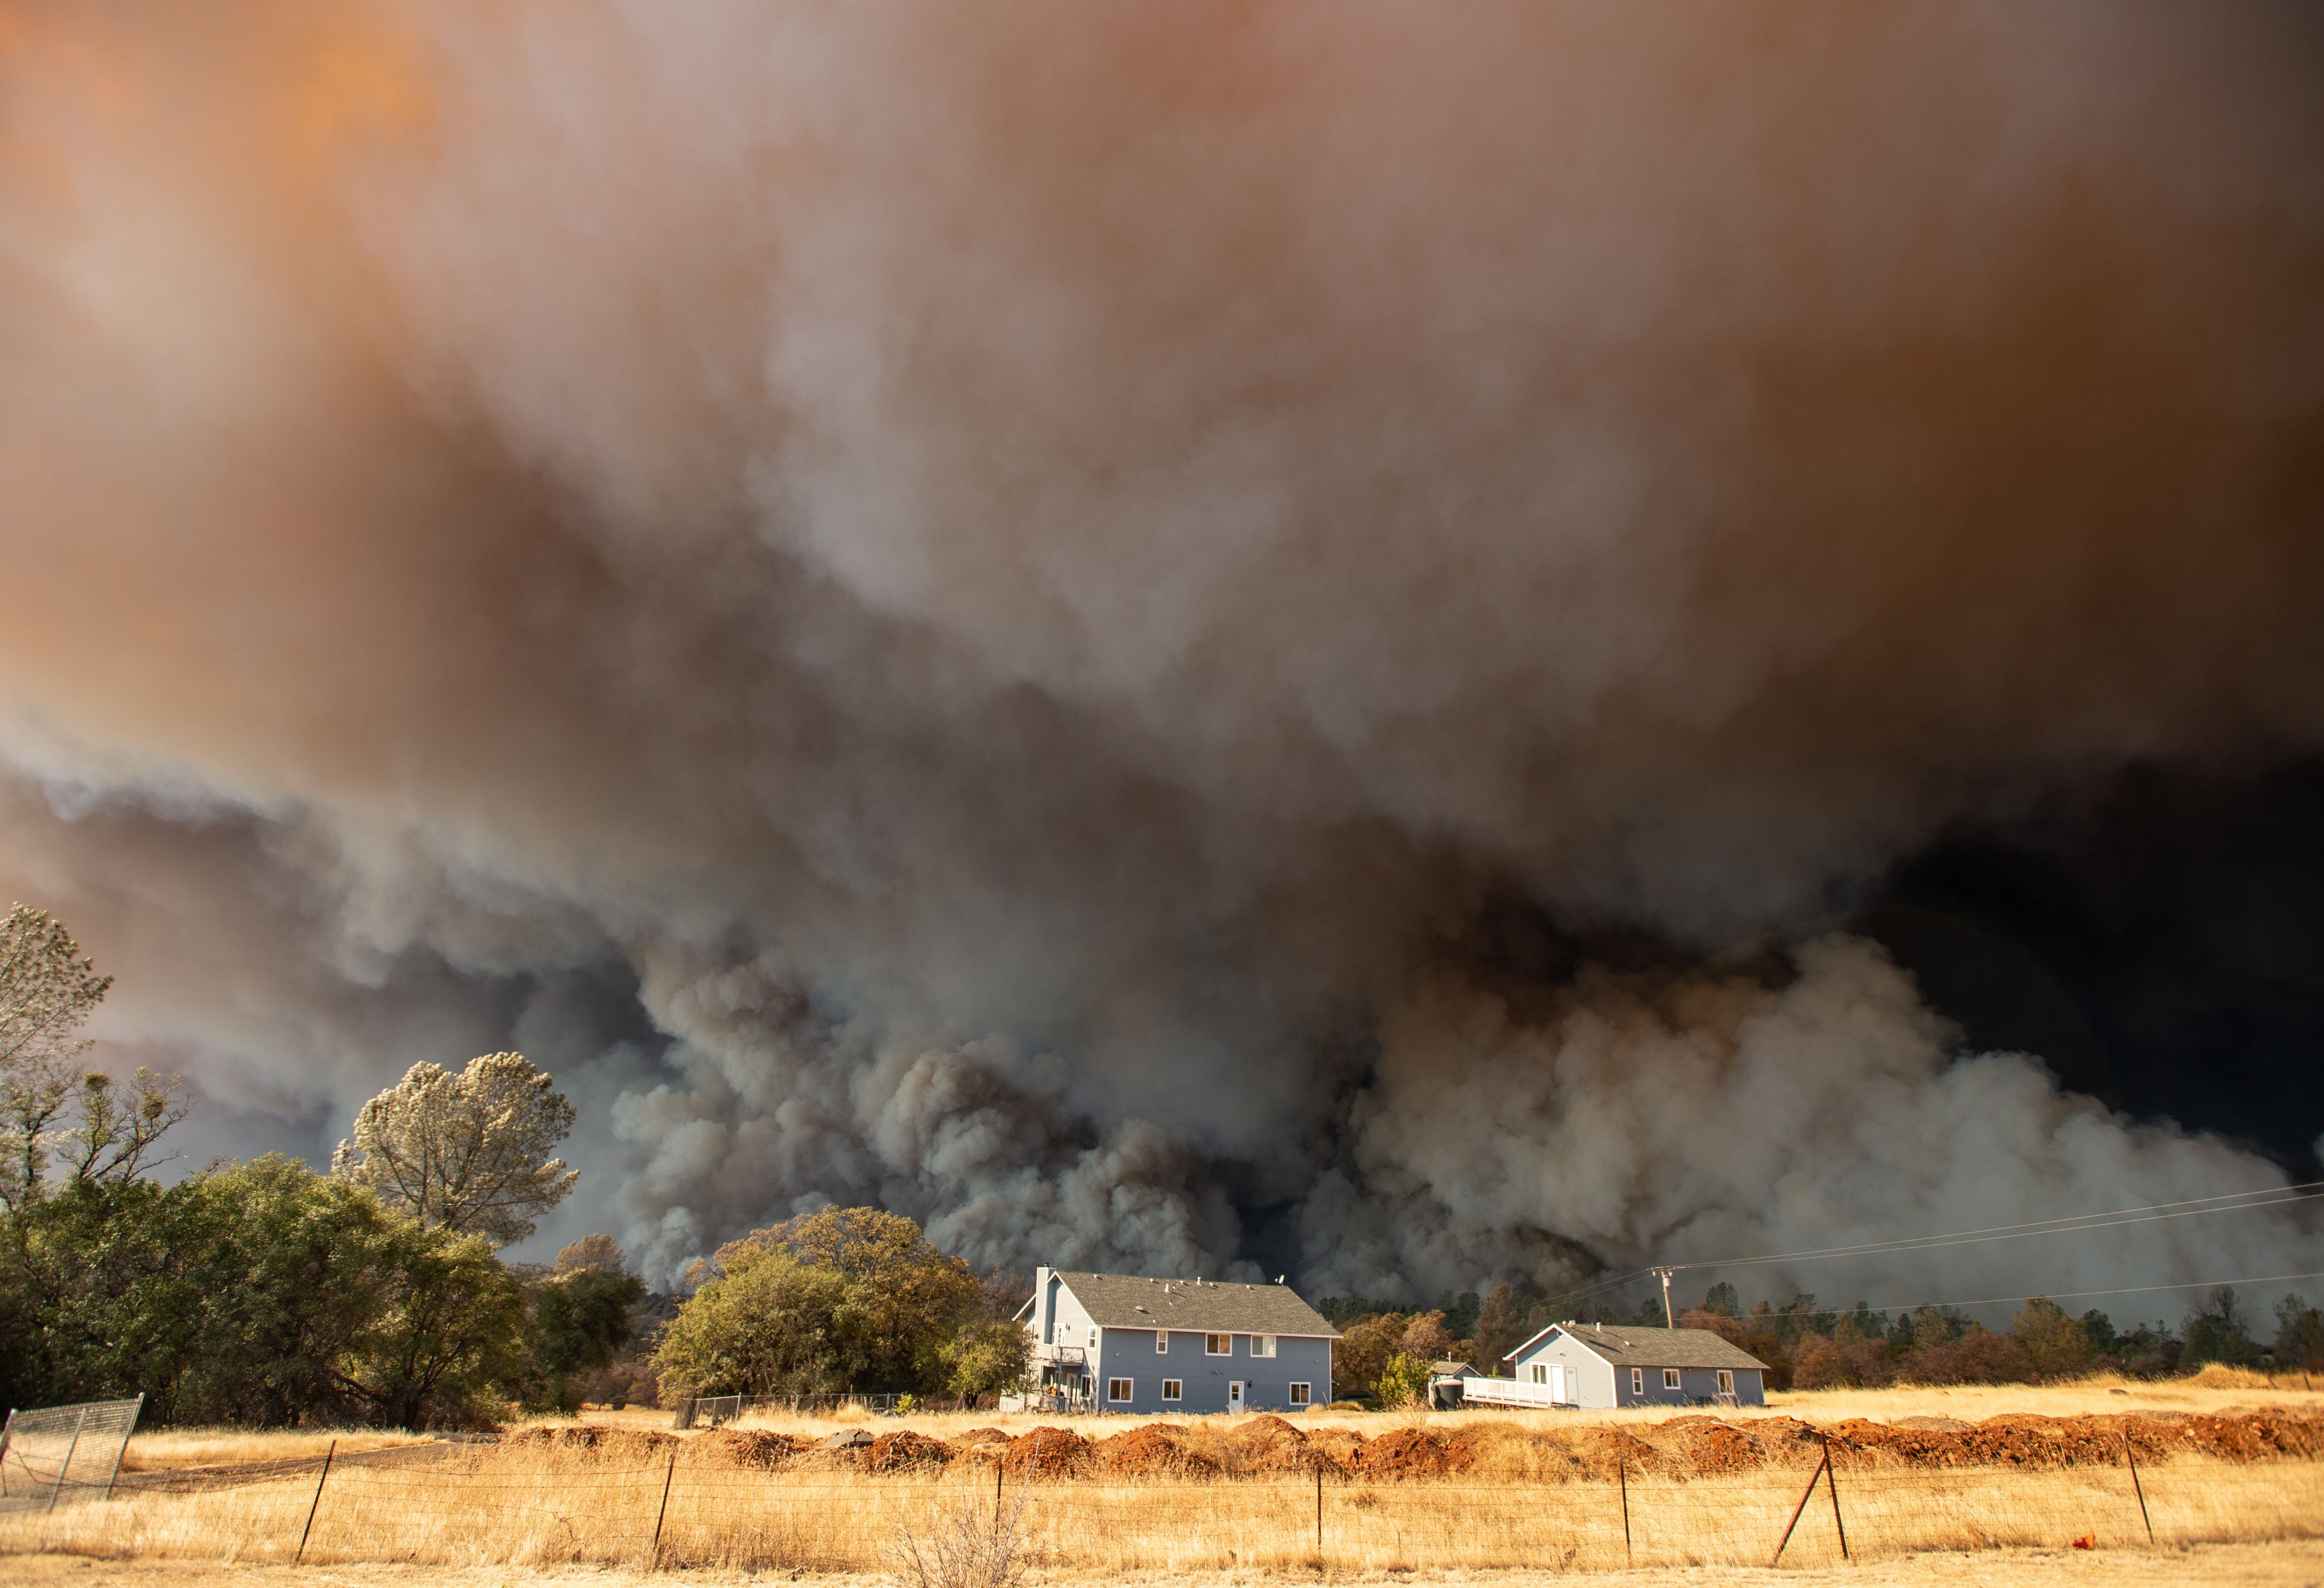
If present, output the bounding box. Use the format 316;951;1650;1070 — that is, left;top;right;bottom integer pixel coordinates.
883;1485;1031;1588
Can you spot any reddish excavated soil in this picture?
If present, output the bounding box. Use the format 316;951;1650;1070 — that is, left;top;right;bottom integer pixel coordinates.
971;1409;2324;1483
1094;1423;1217;1477
862;1430;955;1472
998;1425;1094;1478
496;1408;2323;1485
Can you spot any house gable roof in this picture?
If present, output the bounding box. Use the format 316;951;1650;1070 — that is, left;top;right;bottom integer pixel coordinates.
1511;1322;1767;1372
1048;1271;1339;1338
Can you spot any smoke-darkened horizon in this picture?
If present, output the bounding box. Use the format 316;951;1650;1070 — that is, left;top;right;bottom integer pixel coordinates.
3;2;2320;1313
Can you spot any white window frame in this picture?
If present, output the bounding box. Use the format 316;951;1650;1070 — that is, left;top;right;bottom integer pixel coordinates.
1526;1363;1548;1385
1663;1368;1682;1390
1205;1333;1232;1356
1288;1382;1311;1405
1250;1334;1277;1359
1156;1331;1169;1354
1630;1368;1644;1394
1161;1379;1182;1401
1108;1378;1134;1403
1088;1327;1100;1348
1717;1370;1734;1395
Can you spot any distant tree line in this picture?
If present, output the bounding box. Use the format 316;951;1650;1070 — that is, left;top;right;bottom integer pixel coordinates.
1320;1274;2324;1399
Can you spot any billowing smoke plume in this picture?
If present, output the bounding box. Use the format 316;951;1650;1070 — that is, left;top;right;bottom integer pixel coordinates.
2;3;2319;1306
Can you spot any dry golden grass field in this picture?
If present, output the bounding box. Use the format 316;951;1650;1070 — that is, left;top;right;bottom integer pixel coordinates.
3;1370;2318;1582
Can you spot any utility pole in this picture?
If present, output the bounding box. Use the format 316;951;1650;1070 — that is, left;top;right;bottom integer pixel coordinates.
1652;1267;1676;1329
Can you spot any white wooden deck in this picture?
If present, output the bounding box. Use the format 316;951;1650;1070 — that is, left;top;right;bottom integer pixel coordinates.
1453;1375;1572;1408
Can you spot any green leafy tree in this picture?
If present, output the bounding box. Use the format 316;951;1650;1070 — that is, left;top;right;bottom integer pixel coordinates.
332;1053;579;1245
653;1245;851;1398
339;1220;528;1428
171;1156;403;1425
2013;1295;2098;1380
523;1263;645;1412
939;1315;1033;1400
1376;1351;1432;1408
721;1206;983;1392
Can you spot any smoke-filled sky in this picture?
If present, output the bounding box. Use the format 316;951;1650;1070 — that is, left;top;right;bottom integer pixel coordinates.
4;2;2321;1316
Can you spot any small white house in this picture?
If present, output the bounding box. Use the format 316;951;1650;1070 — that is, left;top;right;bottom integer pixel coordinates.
1461;1322;1767;1410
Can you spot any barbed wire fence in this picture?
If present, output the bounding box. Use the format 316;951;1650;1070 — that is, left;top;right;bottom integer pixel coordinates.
2;1432;2314;1572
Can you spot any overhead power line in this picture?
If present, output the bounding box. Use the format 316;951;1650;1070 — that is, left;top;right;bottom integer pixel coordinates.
1743;1268;2324;1326
1671;1182;2324;1273
1528;1180;2324;1318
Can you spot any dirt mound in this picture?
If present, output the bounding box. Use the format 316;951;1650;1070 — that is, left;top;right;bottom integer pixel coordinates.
952;1427;1014;1446
863;1431;956;1472
692;1430;809;1470
1095;1423;1218;1478
501;1427;678;1462
1659;1418;1763;1477
1808;1410;2324;1472
1000;1425;1093;1479
2169;1411;2324;1462
1222;1414;1338;1476
1348;1426;1464;1480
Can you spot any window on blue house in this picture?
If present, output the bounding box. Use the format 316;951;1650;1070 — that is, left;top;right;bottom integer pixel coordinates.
1108;1379;1133;1402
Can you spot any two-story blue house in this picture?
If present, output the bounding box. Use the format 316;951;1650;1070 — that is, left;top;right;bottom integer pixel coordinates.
1019;1267;1338;1414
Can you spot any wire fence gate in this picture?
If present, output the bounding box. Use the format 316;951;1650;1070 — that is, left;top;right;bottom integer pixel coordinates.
0;1397;145;1515
2;1436;2315;1572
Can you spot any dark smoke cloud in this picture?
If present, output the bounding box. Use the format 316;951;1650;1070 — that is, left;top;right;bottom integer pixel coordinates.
2;2;2320;1306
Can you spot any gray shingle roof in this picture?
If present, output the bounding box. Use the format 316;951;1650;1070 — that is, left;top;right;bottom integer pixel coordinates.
1522;1322;1767;1371
1051;1271;1338;1338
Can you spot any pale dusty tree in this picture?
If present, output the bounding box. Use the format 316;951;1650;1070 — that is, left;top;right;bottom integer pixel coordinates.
1;903;115;1209
58;1066;191;1185
556;1233;628;1274
332;1052;579;1244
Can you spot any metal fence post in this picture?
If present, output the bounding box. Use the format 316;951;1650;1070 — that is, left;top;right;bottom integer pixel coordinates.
295;1439;337;1562
1;1408;14;1499
650;1451;675;1568
1822;1435;1848;1560
2124;1432;2154;1546
46;1407;87;1515
102;1395;144;1502
1616;1438;1631;1566
1315;1464;1323;1558
1770;1446;1830;1567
